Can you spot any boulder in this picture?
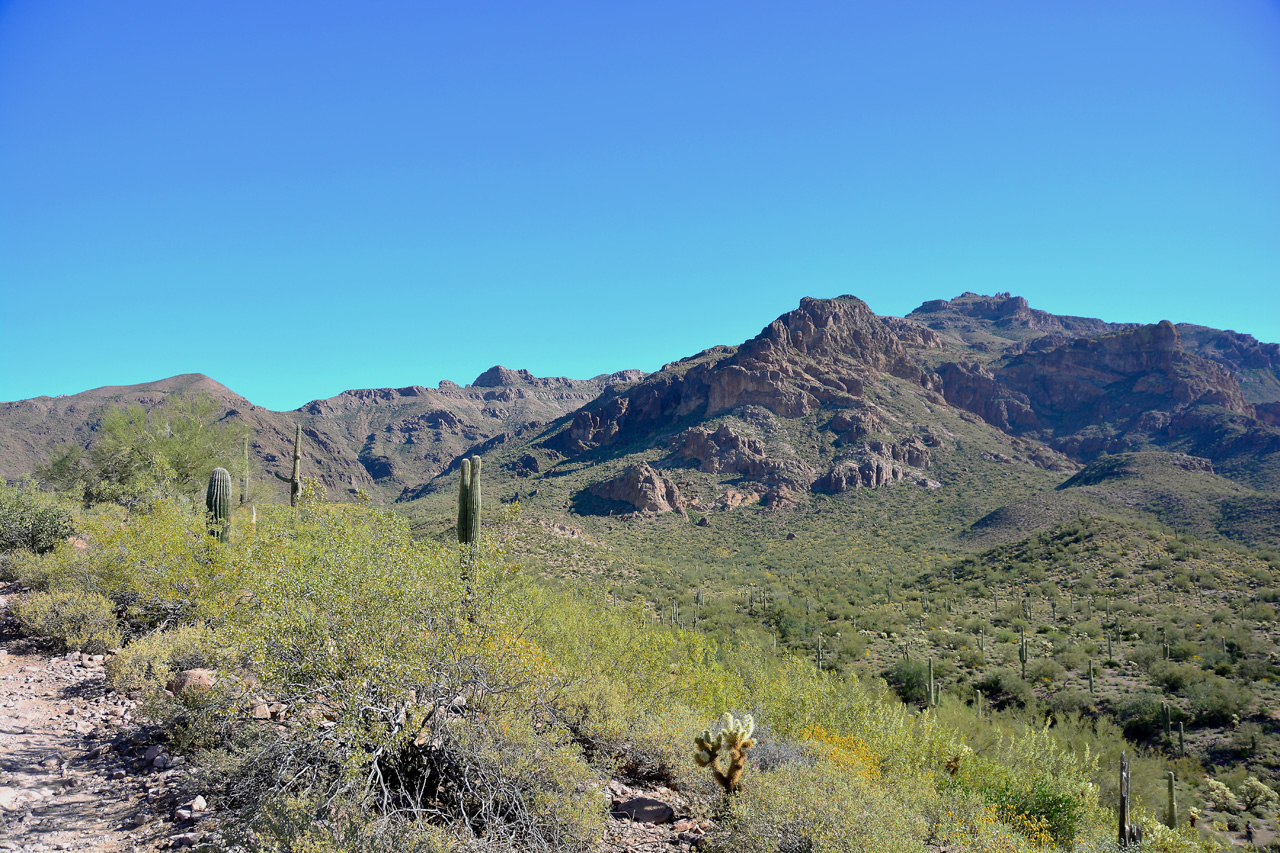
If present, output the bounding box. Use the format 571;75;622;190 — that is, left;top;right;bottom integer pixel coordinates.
612;796;675;824
167;669;217;695
589;463;684;514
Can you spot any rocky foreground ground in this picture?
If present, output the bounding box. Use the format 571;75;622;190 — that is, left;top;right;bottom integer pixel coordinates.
0;586;217;852
0;581;721;853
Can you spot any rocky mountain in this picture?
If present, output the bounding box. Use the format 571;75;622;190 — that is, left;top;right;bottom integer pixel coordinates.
3;292;1278;550
0;367;645;502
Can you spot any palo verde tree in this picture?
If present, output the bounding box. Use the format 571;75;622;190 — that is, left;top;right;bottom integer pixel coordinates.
50;394;248;510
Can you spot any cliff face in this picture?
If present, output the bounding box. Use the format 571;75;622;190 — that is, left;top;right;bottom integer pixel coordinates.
935;321;1269;463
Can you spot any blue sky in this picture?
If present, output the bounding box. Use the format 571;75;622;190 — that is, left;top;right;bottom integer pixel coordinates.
2;1;1278;410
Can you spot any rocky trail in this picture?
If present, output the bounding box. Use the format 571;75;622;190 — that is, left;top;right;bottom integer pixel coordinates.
0;585;217;852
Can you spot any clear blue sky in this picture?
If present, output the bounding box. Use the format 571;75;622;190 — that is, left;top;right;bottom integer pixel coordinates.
2;1;1278;411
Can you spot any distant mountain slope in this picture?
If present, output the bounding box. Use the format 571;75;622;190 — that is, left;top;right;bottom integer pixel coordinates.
0;367;643;502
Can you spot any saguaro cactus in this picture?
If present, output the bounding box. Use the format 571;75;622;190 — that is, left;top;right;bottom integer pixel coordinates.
206;467;232;543
1119;752;1138;847
928;658;935;708
694;713;756;794
240;435;250;506
457;456;482;545
1089;659;1095;694
1166;771;1178;828
273;424;303;507
1019;631;1029;680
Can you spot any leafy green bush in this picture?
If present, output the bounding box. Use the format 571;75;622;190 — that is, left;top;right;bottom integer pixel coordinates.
16;499;238;629
884;658;930;704
16;589;121;653
708;757;929;853
1185;677;1251;724
1111;692;1167;741
106;624;212;695
0;482;74;555
951;722;1102;846
974;669;1032;710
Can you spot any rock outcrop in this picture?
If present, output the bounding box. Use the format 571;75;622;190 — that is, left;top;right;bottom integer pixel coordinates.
553;296;944;456
589;463;685;514
936;321;1262;461
812;437;931;493
910;292;1134;340
672;423;813;486
813;458;907;492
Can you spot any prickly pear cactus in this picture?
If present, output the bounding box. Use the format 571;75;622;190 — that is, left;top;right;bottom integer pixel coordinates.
694;712;756;793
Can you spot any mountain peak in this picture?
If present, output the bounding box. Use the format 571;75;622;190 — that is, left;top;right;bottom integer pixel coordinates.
472;366;538;387
68;373;239;401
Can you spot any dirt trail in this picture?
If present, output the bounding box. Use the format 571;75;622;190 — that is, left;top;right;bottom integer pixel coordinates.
0;585;211;852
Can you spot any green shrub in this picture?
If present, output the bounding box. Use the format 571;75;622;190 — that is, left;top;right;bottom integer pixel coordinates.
1111;692;1167;741
884;658;930;704
1026;657;1064;684
974;669;1032;710
952;722;1101;847
0;482;74;555
708;757;930;853
16;589;121;653
1185;677;1251;724
106;624;212;695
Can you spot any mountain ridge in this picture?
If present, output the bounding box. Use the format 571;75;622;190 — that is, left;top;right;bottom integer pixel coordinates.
4;293;1279;550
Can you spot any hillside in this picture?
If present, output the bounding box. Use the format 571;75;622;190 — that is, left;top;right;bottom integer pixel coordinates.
0;367;643;504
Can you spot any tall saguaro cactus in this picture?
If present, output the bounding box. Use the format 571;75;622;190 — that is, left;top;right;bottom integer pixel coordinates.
1019;630;1029;680
1166;771;1178;829
457;456;482;546
1119;752;1132;847
206;467;232;543
241;435;250;506
273;424;303;507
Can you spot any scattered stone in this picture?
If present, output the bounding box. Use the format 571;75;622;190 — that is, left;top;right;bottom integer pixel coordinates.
612;796;675;824
167;831;204;847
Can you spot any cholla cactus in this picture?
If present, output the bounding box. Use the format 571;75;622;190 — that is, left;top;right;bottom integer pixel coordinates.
1204;778;1239;812
1236;776;1279;811
694;712;756;793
